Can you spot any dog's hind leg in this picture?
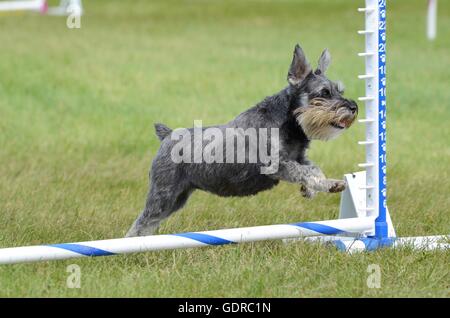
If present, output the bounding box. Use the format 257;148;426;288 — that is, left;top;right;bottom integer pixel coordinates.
125;182;194;237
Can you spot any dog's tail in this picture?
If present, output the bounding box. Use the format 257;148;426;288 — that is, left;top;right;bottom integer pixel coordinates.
154;123;172;141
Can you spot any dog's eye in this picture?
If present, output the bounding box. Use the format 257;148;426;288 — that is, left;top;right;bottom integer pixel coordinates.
321;89;331;98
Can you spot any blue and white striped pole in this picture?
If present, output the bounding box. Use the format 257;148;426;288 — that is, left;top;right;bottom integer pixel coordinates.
0;217;374;264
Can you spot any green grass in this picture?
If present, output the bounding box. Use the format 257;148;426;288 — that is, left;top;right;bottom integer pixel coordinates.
0;0;449;297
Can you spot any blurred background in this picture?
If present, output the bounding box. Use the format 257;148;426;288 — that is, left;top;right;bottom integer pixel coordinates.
0;0;448;297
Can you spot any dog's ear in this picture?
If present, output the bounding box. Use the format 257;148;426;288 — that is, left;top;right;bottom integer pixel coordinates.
315;48;331;75
287;44;312;86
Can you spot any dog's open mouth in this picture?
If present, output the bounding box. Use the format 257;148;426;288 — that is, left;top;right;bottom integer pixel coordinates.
330;116;355;130
330;122;346;130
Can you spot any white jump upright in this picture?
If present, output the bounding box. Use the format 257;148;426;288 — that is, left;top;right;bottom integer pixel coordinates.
0;0;46;13
357;0;390;240
46;0;83;16
427;0;438;40
327;0;448;252
0;0;82;16
338;0;393;247
0;0;448;265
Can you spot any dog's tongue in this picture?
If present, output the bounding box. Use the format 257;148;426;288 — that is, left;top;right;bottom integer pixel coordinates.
339;119;348;128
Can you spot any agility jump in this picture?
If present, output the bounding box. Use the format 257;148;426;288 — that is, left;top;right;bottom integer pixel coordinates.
0;0;448;265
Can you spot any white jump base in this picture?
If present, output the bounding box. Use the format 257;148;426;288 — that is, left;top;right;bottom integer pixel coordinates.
289;235;450;253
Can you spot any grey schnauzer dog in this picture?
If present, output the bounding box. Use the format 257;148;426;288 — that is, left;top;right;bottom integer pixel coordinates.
126;44;358;237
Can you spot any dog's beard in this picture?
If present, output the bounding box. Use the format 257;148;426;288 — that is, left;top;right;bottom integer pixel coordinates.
294;98;356;141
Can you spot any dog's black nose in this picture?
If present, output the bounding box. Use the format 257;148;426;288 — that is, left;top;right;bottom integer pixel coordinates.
347;100;358;114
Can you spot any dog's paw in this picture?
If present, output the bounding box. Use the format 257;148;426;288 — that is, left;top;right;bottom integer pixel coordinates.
300;184;317;199
327;179;346;193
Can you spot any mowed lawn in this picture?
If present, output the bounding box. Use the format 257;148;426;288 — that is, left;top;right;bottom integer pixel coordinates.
0;0;449;297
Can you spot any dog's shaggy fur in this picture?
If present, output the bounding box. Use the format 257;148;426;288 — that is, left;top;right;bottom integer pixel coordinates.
294;97;357;141
126;44;358;237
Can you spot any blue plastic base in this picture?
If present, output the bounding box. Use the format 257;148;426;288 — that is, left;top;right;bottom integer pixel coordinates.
332;237;396;252
360;237;396;251
374;221;389;240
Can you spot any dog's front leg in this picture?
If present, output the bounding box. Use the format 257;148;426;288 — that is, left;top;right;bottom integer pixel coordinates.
299;162;324;198
273;160;346;196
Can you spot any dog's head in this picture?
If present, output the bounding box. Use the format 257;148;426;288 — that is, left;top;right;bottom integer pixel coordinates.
287;44;358;141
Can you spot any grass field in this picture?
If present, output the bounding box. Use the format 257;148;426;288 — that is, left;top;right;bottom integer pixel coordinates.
0;0;449;297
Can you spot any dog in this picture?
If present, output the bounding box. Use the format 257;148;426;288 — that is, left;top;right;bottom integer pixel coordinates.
126;44;358;237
